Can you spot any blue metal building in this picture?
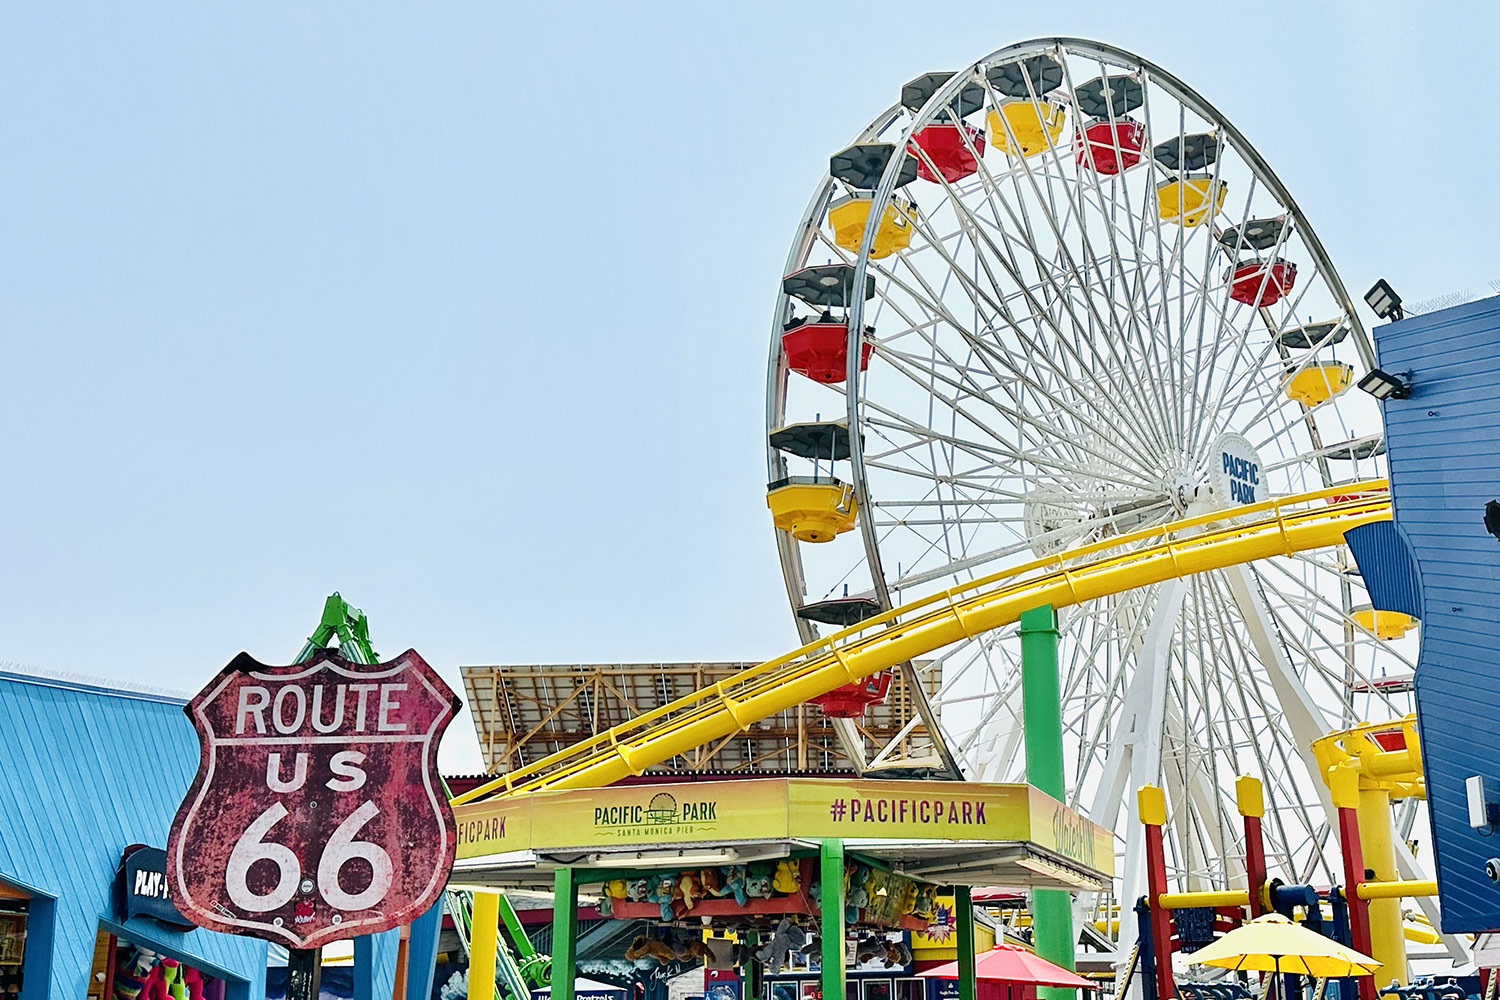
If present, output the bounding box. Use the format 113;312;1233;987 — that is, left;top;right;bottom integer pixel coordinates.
1372;296;1500;933
0;666;272;997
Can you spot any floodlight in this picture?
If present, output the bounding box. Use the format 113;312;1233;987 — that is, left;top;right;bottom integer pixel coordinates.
1356;368;1411;401
1365;278;1404;320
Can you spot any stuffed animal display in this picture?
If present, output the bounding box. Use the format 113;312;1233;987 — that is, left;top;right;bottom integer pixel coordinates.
754;918;810;974
113;951;211;1000
626;935;679;964
600;857;934;974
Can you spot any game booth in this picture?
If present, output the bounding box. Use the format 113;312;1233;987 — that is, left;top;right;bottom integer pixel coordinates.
447;776;1111;1000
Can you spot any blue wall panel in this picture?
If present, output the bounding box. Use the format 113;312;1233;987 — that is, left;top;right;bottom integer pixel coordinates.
1374;297;1500;932
0;670;271;995
1344;521;1422;619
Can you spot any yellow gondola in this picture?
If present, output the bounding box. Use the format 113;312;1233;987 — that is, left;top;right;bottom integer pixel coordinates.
986;98;1065;158
767;478;859;542
1156;175;1226;227
1285;363;1354;406
1351;607;1417;640
828;193;917;259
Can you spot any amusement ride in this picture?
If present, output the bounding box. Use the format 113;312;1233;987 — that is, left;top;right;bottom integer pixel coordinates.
452;36;1455;999
765;36;1420;940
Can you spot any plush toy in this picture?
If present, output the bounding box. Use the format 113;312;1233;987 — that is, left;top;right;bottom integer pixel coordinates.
899;880;920;916
772;859;801;894
698;867;723;898
678;870;706;912
912;885;939;920
599;878;630;916
626;877;651;902
181;966;206;1000
863;868;883;904
755;918;809;974
856;937;881;964
159;959;184;1000
883;939;913;968
676;937;713;962
743;869;774;901
717;865;749;906
844;863;871;922
646;874;679;922
114;947;161;1000
626;935;679;964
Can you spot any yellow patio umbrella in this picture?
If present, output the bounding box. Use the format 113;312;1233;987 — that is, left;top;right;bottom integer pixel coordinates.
1189;914;1382;977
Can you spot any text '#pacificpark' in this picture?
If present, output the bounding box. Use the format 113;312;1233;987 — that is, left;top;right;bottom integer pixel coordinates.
827;796;987;824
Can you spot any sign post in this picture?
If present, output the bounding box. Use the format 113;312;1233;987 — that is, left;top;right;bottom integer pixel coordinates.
167;600;459;1000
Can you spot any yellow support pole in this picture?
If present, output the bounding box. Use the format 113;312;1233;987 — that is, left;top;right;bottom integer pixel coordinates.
469;892;500;1000
1356;881;1437;901
1157;890;1250;909
1357;787;1407;986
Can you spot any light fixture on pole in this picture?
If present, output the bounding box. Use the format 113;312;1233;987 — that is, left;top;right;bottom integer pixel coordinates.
1356;368;1412;401
1365;278;1405;321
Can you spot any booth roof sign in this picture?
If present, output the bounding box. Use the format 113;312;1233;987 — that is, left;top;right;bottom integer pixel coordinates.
167;649;460;949
453;778;1113;879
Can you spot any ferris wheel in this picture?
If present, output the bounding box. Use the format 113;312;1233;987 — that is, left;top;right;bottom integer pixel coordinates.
765;39;1420;929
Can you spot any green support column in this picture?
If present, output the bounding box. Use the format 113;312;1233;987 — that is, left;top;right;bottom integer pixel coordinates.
820;840;846;1000
743;930;762;1000
552;868;579;1000
955;885;977;1000
1020;604;1075;999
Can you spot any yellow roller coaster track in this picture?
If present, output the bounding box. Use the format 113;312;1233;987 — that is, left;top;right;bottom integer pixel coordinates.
454;480;1391;806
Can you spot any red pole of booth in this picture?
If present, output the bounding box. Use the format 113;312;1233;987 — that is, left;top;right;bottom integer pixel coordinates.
1236;777;1267;917
1332;767;1377;1000
1140;785;1174;1000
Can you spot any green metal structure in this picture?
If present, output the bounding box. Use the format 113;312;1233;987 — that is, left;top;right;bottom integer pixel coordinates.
1019;605;1075;1000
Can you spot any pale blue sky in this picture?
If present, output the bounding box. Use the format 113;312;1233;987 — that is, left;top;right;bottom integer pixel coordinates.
3;1;1495;770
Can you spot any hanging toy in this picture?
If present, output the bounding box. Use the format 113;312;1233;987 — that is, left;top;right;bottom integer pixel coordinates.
772;860;801;894
113;947;161;1000
755;918;809;974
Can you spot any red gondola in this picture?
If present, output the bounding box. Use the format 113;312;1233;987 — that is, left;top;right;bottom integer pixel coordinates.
782;319;873;384
812;670;893;718
909;121;986;183
1075;118;1145;175
1226;258;1297;307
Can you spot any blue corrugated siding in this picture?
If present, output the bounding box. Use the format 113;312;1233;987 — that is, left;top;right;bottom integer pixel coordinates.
0;669;400;997
1344;521;1422;619
1375;296;1500;932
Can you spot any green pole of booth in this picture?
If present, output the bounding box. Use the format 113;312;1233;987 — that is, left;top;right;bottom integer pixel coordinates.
552;867;579;1000
1020;604;1076;999
820;839;846;1000
744;930;763;1000
955;884;977;1000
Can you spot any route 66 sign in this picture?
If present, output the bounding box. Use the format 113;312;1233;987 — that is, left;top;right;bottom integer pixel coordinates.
167;649;460;948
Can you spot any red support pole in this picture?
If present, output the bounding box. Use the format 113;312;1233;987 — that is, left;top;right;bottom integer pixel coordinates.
1140;785;1174;1000
1332;767;1377;1000
1237;777;1267;918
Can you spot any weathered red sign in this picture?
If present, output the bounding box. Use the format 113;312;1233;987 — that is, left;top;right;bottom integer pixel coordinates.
167;649;460;948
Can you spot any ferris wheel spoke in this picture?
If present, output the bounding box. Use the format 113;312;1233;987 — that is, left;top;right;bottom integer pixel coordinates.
867;351;1160;488
1005;75;1187;460
1211;567;1341;873
972;78;1175;458
1051;57;1186;450
899;186;1169;464
948;118;1176;456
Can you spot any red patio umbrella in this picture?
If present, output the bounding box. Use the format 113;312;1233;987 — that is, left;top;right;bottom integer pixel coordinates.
919;944;1094;1000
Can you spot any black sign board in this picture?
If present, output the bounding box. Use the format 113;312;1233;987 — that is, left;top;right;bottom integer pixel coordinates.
116;845;195;930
